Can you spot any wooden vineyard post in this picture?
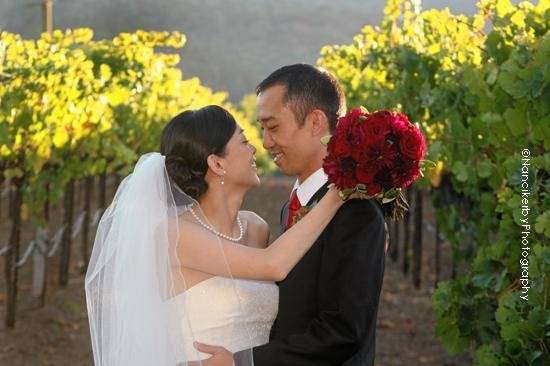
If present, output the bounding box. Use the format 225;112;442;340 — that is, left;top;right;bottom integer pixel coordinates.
99;172;107;214
58;179;74;286
4;155;24;328
81;176;94;273
389;218;399;262
114;173;122;193
34;180;51;306
412;187;423;289
31;229;49;304
434;220;442;287
402;187;412;275
0;161;5;219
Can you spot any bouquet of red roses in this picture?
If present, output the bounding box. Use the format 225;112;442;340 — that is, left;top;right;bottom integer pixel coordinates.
322;107;426;218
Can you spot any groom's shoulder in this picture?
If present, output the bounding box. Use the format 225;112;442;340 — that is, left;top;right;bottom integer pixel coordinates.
332;198;385;227
324;200;386;249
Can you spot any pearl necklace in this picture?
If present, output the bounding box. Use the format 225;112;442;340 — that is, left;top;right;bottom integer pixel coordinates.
189;207;244;242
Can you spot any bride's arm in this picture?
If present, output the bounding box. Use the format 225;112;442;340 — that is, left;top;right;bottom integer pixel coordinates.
177;186;343;281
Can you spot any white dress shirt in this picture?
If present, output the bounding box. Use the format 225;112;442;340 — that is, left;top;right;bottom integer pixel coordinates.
292;168;328;206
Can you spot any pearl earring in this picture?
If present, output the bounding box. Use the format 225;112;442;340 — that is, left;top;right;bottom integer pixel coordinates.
221;170;226;185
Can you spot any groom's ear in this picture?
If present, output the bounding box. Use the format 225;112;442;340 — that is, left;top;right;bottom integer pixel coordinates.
206;154;226;176
305;109;329;137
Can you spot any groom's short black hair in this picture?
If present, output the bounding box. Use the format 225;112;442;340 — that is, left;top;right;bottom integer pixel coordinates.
256;63;345;133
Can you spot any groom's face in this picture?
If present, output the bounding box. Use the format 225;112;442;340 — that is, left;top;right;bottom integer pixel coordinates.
257;84;317;178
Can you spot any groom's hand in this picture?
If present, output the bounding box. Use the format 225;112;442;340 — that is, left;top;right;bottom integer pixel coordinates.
194;342;235;366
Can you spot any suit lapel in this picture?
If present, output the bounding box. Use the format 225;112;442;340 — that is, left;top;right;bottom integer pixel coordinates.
306;182;330;207
279;201;289;234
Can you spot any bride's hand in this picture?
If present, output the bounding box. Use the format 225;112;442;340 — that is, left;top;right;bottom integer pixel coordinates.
325;184;346;206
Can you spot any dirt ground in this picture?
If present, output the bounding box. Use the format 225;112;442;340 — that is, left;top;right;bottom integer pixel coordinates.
0;176;472;365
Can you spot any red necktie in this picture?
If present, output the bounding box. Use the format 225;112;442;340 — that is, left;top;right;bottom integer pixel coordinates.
285;189;302;230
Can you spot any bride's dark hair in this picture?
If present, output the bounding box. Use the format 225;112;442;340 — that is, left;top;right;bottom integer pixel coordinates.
160;105;237;199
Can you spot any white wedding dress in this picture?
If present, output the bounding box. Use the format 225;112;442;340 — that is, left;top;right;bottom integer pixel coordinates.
86;153;278;366
172;276;279;362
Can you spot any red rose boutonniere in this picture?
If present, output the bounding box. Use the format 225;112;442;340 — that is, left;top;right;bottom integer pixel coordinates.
290;199;319;227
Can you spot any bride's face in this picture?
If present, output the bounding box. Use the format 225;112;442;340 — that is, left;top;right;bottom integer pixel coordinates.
219;125;260;188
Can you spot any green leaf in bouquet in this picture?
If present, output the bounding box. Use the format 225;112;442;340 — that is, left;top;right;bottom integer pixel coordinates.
419;159;437;168
382;187;400;203
341;188;355;196
338;188;355;201
320;135;332;146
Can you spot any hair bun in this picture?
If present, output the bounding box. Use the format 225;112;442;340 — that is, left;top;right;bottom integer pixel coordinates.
165;154;207;199
160;105;237;200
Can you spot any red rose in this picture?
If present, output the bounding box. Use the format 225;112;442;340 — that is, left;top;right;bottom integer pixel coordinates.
364;136;399;170
355;162;376;183
335;113;354;134
360;114;392;140
390;159;421;188
323;156;340;178
346;107;367;121
345;125;363;149
399;125;426;161
323;156;357;190
391;113;411;134
401;164;421;188
328;133;352;157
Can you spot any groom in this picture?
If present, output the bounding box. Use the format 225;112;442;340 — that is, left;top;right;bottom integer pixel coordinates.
197;64;387;365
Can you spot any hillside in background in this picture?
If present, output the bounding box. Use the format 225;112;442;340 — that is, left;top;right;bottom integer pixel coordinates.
1;0;477;100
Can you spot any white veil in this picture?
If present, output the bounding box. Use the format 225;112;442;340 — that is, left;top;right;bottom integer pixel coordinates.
85;152;254;365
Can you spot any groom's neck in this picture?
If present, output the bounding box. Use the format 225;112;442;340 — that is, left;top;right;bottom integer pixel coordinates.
296;149;326;185
297;163;323;185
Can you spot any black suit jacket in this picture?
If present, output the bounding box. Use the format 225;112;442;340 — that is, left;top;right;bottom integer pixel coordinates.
236;184;386;366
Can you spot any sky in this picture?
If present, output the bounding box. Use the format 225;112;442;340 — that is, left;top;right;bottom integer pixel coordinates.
1;0;480;100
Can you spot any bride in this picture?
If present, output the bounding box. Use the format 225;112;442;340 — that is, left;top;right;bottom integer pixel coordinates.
85;105;354;366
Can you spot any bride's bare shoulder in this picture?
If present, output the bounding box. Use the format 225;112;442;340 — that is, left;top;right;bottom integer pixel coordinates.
239;211;270;248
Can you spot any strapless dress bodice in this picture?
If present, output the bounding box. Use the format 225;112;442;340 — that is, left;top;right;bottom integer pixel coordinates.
172;276;279;361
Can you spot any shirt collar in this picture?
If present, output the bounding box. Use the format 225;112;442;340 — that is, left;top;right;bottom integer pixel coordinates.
292;168;328;206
